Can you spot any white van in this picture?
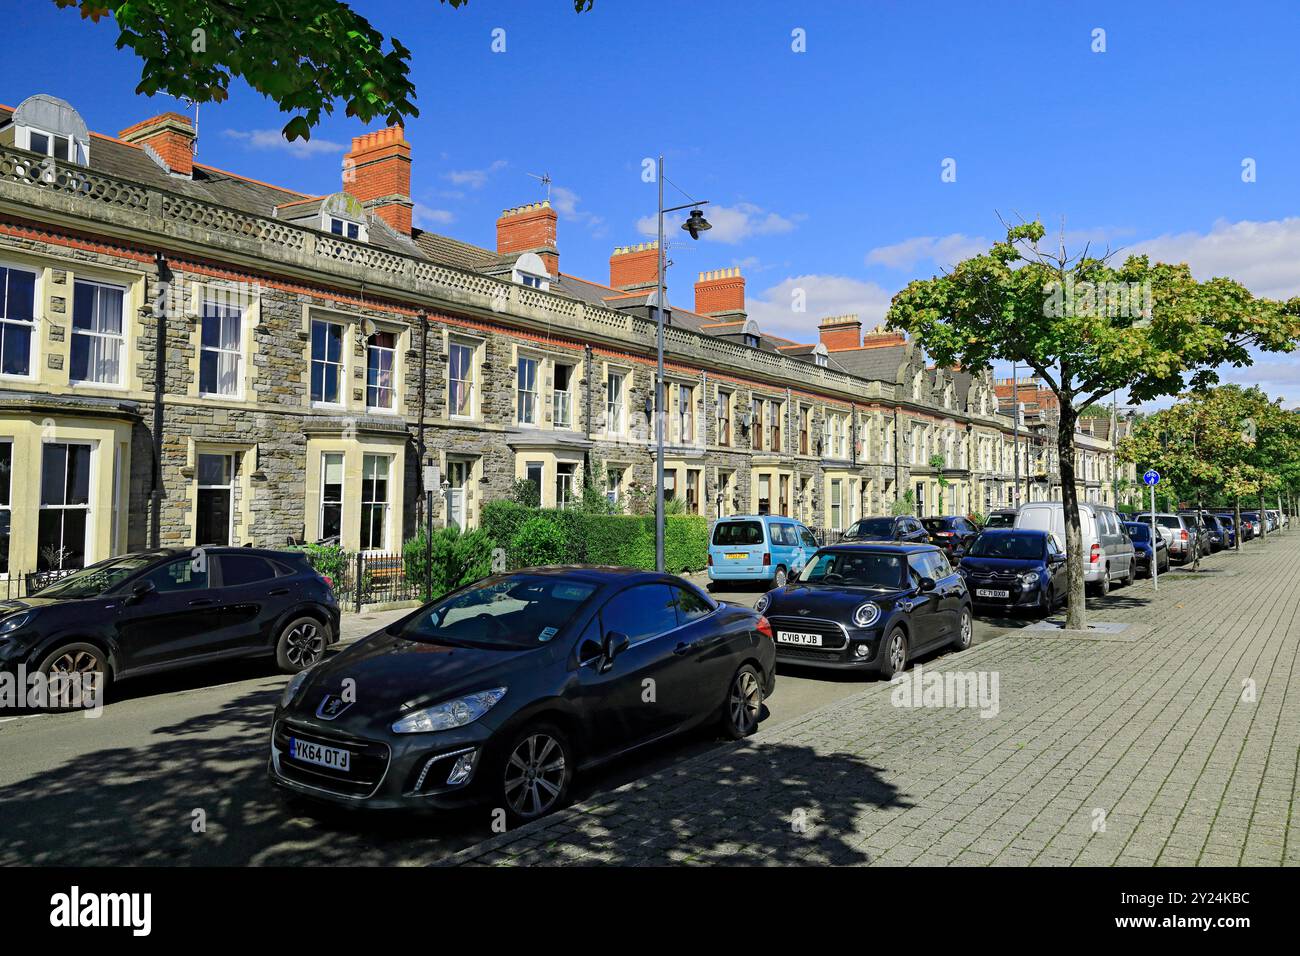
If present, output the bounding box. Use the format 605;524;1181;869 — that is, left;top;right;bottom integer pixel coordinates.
1014;502;1136;595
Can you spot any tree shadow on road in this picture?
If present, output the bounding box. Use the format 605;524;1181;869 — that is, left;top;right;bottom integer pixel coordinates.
466;741;910;866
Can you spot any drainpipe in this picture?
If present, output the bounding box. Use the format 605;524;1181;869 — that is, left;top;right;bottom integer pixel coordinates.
892;405;901;501
149;252;171;549
416;311;429;533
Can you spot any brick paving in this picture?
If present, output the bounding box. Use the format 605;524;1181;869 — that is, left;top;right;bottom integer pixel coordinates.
446;532;1300;866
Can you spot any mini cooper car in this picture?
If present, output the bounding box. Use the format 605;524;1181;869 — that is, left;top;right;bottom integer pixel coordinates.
269;567;776;822
755;543;972;678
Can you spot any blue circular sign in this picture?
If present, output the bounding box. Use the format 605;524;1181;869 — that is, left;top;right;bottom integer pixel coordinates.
1142;469;1161;486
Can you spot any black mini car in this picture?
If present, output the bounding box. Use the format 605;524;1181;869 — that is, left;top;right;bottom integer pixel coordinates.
0;548;338;691
269;567;775;821
755;543;972;677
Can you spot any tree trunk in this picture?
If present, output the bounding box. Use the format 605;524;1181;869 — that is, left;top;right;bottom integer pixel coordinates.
1259;494;1267;540
1058;403;1086;630
1234;498;1242;552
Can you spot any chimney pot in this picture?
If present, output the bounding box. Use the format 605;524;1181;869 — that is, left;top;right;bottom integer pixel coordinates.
343;125;413;235
118;112;196;178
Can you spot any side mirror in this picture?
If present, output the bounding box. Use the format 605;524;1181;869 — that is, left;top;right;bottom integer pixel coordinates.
918;576;937;593
126;579;155;605
598;631;630;673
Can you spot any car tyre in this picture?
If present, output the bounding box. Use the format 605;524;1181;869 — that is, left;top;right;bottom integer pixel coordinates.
879;627;909;680
498;723;573;825
773;566;788;588
1121;560;1134;588
36;641;110;709
1039;585;1054;617
720;663;764;739
275;616;327;673
951;607;974;650
1096;567;1110;596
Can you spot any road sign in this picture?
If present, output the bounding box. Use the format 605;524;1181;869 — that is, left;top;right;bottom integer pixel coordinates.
1142;469;1161;487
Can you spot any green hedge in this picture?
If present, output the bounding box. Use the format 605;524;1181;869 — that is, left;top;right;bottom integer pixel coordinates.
480;501;709;573
403;526;494;602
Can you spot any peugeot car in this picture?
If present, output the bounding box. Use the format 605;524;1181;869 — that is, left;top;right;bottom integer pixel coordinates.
0;548;338;692
269;567;776;822
959;529;1067;615
755;543;972;678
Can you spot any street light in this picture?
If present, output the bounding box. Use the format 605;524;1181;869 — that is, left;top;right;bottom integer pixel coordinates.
653;155;711;572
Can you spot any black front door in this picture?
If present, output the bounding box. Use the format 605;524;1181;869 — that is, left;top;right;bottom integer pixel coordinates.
114;557;224;671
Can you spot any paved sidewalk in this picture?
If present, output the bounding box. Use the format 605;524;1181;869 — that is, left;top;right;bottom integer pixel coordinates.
338;605;415;644
447;535;1300;866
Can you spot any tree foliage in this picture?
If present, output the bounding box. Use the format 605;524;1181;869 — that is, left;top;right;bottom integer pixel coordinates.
56;0;594;140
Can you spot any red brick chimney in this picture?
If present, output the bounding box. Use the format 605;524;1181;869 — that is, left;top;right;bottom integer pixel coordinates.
860;328;908;349
344;126;412;234
609;241;660;291
818;315;863;350
118;112;196;177
694;268;746;316
497;202;558;274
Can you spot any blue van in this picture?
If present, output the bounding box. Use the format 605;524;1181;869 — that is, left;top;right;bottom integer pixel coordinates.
708;515;818;589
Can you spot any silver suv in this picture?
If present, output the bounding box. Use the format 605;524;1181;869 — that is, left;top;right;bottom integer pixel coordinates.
1134;513;1199;564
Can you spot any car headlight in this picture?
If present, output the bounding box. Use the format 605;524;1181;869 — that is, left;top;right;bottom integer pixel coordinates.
853;602;881;628
755;593;771;614
392;687;507;734
279;668;314;708
0;612;32;635
1020;571;1040;587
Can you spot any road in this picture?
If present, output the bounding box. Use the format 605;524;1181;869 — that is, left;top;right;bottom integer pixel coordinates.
0;576;1015;866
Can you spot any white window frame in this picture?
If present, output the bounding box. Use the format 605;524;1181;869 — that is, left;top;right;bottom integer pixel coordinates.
323;214;366;242
319;451;345;540
360;454;393;551
606;370;626;436
195;452;236;546
0;263;38;381
516;353;539;426
0;438;11;576
38;440;95;570
556;462;577;509
310;318;346;407
19;126;87;164
717;389;731;446
365;329;398;412
448;339;477;419
199;293;245;398
69;278;126;387
553;363;574;429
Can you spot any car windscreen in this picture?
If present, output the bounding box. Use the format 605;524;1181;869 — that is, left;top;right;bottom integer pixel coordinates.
965;533;1045;560
712;521;764;546
36;555;159;599
797;550;903;588
399;574;597;649
983;513;1014;528
847;518;894;538
1154;516;1182;529
921;518;954;532
1124;524;1151;541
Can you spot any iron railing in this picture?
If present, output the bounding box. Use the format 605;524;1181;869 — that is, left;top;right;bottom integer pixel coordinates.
2;568;79;601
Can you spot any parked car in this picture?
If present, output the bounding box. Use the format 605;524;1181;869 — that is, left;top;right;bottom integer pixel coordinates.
1221;512;1256;541
1198;513;1230;551
1135;512;1199;564
1265;509;1281;532
1178;511;1214;556
269;567;775;821
1209;513;1237;549
842;515;930;545
922;515;981;557
1123;521;1170;577
981;509;1018;529
1016;501;1136;594
1242;512;1265;539
0;548;339;693
755;543;971;677
959;529;1066;616
707;515;818;589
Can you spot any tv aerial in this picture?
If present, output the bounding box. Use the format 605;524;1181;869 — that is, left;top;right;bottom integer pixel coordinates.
526;171;552;201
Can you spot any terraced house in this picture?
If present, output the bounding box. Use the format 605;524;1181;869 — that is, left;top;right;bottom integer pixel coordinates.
0;92;1121;585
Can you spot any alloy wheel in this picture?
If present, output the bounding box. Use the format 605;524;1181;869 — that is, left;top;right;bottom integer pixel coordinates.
888;632;907;673
49;648;100;675
957;609;973;648
503;733;567;819
284;622;323;668
729;669;762;735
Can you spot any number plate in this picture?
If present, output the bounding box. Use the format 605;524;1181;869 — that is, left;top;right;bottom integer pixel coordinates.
289;737;351;772
975;588;1010;599
776;630;823;646
726;553;748;559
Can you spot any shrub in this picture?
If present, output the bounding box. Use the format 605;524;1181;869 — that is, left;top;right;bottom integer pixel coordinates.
404;526;495;601
510;515;570;568
890;489;917;516
510;478;540;507
294;542;351;583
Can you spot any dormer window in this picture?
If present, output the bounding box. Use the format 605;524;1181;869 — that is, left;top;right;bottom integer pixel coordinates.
520;274;545;289
10;95;90;166
326;215;366;242
743;334;760;348
316;193;369;243
511;251;551;292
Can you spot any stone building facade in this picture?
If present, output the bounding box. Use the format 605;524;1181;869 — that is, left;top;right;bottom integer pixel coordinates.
0;93;1119;580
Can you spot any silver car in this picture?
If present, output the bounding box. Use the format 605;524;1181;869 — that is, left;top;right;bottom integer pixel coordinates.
1015;502;1137;594
1135;513;1199;564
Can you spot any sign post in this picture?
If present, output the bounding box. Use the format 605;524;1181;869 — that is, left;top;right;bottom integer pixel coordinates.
1143;469;1161;592
422;464;440;602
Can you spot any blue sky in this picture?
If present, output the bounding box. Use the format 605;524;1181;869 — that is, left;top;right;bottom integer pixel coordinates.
5;0;1300;405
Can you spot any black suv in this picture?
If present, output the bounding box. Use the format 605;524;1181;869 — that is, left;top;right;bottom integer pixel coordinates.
843;515;929;544
922;515;981;557
0;548;338;693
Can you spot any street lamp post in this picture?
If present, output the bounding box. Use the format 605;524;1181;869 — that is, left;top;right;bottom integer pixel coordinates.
653;155;710;572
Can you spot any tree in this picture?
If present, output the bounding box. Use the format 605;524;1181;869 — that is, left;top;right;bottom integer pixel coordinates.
886;220;1299;628
56;0;593;140
929;453;949;513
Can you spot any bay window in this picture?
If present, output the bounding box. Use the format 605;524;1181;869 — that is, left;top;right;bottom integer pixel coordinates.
319;452;344;540
38;442;91;570
360;454;391;550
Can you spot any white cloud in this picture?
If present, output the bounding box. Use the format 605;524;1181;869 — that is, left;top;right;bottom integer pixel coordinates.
550;185;605;236
222;128;344;159
743;274;895;343
413;204;455;228
866;233;991;271
1131;217;1300;300
639;202;797;245
443;160;507;189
